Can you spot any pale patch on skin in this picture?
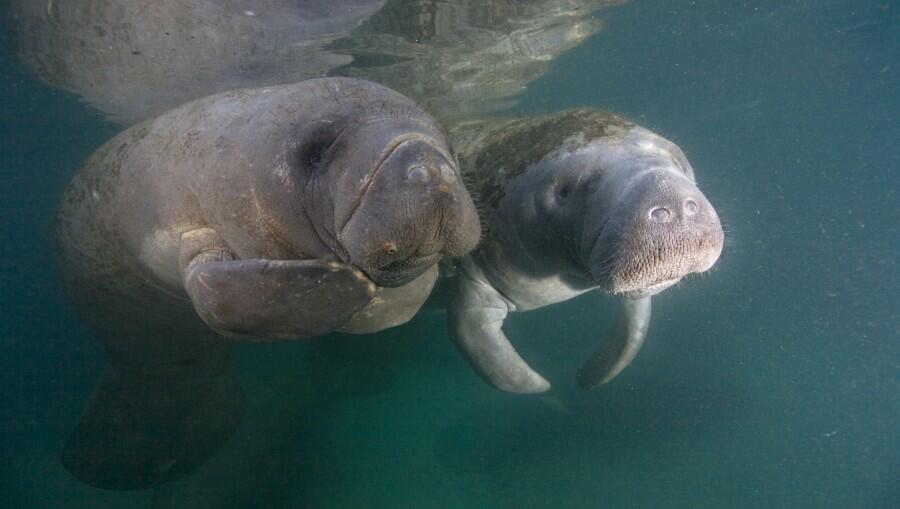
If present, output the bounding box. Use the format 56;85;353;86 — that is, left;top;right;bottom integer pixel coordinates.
637;139;674;159
139;229;183;289
508;275;593;311
489;269;594;313
440;163;457;184
273;157;292;186
625;127;695;178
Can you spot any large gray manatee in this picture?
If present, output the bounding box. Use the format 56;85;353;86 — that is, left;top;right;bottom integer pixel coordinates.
55;77;480;489
448;109;724;393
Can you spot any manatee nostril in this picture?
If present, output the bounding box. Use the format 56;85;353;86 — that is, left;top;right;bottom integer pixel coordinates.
684;199;698;216
407;165;429;183
649;206;672;223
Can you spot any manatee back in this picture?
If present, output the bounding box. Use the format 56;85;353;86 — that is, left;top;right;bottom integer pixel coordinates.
450;109;634;213
55;122;222;366
55;114;243;493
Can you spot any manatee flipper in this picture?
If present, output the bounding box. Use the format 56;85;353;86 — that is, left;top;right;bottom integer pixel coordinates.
448;275;550;394
62;354;246;490
180;229;376;340
577;296;652;389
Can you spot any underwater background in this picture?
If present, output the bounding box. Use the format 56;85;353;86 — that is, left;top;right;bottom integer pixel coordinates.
1;0;897;508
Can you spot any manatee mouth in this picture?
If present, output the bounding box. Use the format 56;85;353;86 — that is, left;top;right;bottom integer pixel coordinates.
620;277;679;299
589;231;718;296
585;170;724;296
365;252;443;288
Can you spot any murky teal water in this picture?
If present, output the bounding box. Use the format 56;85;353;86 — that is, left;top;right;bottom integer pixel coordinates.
1;1;897;507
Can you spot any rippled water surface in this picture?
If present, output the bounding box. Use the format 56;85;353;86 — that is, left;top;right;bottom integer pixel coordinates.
1;0;897;507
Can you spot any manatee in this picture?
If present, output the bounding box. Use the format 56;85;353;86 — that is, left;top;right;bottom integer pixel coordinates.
55;77;480;489
447;109;724;393
7;0;622;124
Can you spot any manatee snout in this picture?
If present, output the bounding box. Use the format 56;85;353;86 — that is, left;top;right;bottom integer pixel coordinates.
589;169;723;296
342;137;481;287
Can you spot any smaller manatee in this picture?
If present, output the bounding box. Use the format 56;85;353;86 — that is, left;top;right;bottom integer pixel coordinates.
448;109;724;393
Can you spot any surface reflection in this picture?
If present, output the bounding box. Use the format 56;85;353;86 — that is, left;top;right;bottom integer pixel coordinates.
9;0;623;124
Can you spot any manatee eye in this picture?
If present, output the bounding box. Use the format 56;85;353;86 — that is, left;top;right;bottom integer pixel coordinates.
301;138;329;169
558;184;571;199
308;147;323;167
294;120;343;171
383;242;398;256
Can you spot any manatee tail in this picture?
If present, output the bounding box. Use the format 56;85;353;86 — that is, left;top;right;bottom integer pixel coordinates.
62;355;246;491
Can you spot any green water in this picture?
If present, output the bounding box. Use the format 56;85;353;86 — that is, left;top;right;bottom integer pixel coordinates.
1;0;897;507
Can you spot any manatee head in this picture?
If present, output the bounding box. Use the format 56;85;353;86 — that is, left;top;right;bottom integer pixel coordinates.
282;95;480;288
510;111;723;297
576;125;724;297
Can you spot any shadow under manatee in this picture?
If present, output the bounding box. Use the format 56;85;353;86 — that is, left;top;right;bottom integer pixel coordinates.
172;316;436;509
432;323;748;482
155;279;742;506
411;278;751;483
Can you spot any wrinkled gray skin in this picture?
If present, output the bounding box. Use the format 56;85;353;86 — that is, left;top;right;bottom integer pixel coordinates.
7;0;623;125
56;77;480;489
448;110;724;393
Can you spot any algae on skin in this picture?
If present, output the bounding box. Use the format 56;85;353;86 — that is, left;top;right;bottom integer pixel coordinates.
453;109;634;209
